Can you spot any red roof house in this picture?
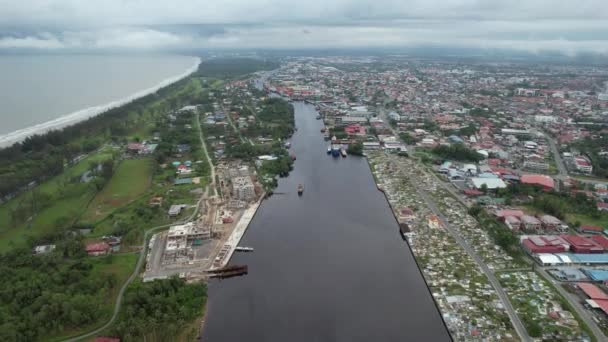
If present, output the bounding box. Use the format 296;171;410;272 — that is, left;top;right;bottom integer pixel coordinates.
86;242;111;256
597;202;608;211
591;235;608;250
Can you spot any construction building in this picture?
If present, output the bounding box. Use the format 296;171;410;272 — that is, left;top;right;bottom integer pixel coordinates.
164;222;211;263
232;176;255;201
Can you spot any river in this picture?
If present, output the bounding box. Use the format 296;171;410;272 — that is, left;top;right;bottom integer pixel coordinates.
201;100;450;341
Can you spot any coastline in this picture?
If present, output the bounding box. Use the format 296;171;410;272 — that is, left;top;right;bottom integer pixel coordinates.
0;56;201;148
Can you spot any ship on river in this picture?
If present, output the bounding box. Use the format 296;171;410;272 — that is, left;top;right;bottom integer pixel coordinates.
297;184;304;195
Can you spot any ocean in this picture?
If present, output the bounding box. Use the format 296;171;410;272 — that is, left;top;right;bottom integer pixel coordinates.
0;54;200;147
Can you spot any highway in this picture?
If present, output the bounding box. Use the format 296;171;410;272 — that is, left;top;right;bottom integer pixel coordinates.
405;168;532;342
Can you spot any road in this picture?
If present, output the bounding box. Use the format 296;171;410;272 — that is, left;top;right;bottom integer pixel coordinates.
406;168;532;342
196;113;217;197
63;202;204;342
543;131;569;178
65;121;214;341
535;267;606;341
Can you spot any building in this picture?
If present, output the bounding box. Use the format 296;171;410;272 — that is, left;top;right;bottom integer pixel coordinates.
86;242;111;256
33;244;56;255
232;176;255;201
560;235;604;254
164;222;211;262
521;235;570;254
591;235;608;250
578;225;604;235
574;156;593;174
469;177;507;190
539;215;562;231
168;204;186;217
521;215;542;232
504;216;521;231
520;174;555;190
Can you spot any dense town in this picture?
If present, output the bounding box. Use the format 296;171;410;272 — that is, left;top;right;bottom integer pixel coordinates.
2;55;608;341
251;57;608;340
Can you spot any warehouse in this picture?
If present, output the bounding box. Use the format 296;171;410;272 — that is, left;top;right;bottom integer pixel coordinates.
521;235;570;254
561;235;604;254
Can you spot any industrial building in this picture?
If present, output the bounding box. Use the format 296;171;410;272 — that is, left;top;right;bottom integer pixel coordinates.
522;235;570;254
561;235;604;254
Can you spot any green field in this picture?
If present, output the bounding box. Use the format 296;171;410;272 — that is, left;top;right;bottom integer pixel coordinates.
80;159;152;223
0;150;115;252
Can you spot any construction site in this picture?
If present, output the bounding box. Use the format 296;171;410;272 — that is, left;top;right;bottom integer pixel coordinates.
143;162;263;282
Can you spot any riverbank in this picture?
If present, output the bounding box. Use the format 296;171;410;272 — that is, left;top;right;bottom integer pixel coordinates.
0;56;201;148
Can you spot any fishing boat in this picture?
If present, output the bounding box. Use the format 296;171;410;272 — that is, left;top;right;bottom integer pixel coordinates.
297;184;304;195
331;145;340;157
327;146;332;154
340;148;347;157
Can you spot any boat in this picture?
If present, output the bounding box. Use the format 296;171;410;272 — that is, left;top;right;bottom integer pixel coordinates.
297;184;304;195
327;146;332;154
331;145;340;157
320;127;326;133
340;148;347;158
284;141;291;149
316;114;321;120
290;153;296;160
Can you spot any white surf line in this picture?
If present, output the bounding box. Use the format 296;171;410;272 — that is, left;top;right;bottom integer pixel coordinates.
0;57;201;148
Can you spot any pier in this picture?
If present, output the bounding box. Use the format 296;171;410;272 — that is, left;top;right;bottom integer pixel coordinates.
211;197;263;269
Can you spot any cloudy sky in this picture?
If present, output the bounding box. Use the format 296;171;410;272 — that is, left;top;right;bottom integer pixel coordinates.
0;0;607;55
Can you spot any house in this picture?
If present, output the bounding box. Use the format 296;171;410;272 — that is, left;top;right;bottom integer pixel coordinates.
86;242;111;256
168;204;187;217
597;202;608;211
504;216;521;231
344;124;366;136
521;215;542;232
539;215;562;231
574;156;593;174
94;338;120;342
521;235;570;254
127;143;144;154
33;244;56;255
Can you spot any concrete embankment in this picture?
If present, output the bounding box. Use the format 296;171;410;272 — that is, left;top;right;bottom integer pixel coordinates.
211;196;264;269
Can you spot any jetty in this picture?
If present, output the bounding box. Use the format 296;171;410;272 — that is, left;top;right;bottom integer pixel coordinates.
211;197;263;269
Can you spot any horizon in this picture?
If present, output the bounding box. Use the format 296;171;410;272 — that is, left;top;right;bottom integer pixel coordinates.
1;1;608;57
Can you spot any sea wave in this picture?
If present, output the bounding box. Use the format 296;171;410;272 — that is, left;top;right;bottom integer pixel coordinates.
0;56;201;148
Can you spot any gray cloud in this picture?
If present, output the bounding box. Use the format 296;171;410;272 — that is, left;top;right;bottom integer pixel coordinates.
0;0;607;55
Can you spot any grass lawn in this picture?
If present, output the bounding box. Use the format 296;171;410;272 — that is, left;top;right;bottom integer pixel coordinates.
566;213;608;228
80;159;152;224
0;150;115;252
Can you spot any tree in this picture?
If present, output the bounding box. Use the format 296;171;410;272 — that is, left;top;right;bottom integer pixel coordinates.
347;142;363;156
480;183;488;194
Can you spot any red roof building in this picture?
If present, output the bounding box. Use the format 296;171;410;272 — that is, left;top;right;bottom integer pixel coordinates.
94;338;120;342
495;209;525;219
344;124;366;136
560;235;604;253
597;202;608;211
521;174;555;190
521;235;570;254
591;235;608;250
577;282;608;300
86;242;111;256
